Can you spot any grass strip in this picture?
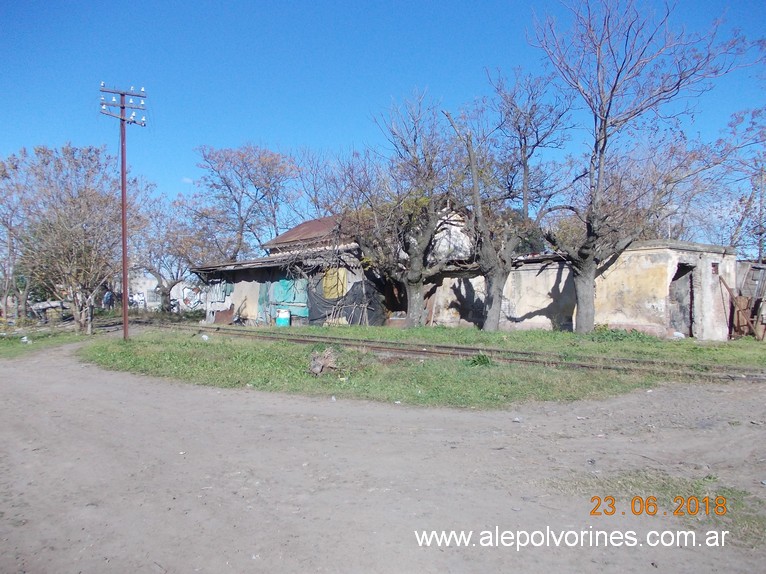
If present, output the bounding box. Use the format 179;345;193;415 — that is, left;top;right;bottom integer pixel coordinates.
79;331;662;408
0;330;83;359
200;324;766;371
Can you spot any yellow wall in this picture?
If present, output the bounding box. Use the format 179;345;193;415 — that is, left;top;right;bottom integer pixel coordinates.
595;250;671;333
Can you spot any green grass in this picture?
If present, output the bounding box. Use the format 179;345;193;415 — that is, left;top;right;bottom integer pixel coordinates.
255;324;766;370
552;469;766;548
78;325;766;407
79;331;662;408
0;329;84;359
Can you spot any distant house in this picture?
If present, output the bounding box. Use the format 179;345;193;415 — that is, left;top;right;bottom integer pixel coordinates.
128;274;202;312
190;216;386;326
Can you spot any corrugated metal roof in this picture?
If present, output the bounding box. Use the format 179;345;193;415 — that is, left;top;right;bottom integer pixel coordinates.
190;253;295;273
191;243;360;274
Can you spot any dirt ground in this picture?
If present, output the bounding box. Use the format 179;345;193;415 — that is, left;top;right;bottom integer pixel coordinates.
1;343;765;573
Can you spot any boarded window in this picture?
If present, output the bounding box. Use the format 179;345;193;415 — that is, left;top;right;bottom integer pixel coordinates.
322;267;347;299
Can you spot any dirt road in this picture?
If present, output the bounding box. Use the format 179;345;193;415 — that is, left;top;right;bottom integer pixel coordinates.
1;343;765;573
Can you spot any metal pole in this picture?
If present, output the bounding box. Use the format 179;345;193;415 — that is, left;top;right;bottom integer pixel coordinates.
120;93;129;340
759;168;764;264
99;83;146;341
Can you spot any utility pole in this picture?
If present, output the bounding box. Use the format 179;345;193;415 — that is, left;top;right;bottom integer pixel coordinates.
759;167;764;264
99;83;146;341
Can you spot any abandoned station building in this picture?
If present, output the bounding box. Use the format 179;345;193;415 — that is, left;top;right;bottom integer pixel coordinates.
191;217;737;342
191;217;387;329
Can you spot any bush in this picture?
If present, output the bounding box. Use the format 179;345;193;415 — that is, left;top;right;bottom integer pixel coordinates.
589;325;659;343
181;309;206;322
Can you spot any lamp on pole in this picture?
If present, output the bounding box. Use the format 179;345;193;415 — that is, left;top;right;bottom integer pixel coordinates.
99;83;146;340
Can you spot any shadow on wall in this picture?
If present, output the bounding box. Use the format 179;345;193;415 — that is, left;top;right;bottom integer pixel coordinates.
448;278;485;327
510;264;575;331
440;264;575;331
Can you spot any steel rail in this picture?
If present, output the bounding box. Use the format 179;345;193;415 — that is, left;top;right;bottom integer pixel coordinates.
140;321;766;382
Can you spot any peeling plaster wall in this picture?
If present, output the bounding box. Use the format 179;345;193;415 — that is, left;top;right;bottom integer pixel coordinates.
595;242;734;341
689;247;735;341
594;250;672;337
428;241;735;340
428;276;486;327
503;262;575;331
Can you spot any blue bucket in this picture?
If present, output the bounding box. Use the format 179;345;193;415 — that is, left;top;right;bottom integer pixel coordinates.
275;309;290;327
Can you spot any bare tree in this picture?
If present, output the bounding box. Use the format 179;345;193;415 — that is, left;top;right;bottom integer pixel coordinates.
728;165;766;260
294;148;346;219
346;96;462;326
193;144;300;262
550;131;727;243
707;107;766;259
445;71;571;331
131;195;200;312
492;69;572;222
16;145;145;334
0;150;31;322
536;0;748;333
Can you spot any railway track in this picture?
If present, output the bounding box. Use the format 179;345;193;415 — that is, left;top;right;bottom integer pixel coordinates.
135;320;766;382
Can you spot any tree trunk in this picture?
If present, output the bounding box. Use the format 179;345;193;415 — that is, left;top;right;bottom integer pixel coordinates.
0;285;8;323
572;264;597;334
73;293;95;335
86;302;93;335
404;280;426;327
18;283;30;324
483;270;508;332
74;300;85;334
159;286;173;313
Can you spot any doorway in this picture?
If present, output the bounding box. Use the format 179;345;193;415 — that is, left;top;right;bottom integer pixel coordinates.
669;264;694;337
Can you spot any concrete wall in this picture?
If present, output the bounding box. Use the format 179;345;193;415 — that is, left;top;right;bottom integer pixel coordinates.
428;241;735;341
594;248;673;337
595;241;734;341
426;276;486;327
504;261;575;331
428;262;577;331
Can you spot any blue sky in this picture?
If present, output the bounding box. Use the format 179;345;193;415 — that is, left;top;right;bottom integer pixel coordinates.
1;0;764;200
